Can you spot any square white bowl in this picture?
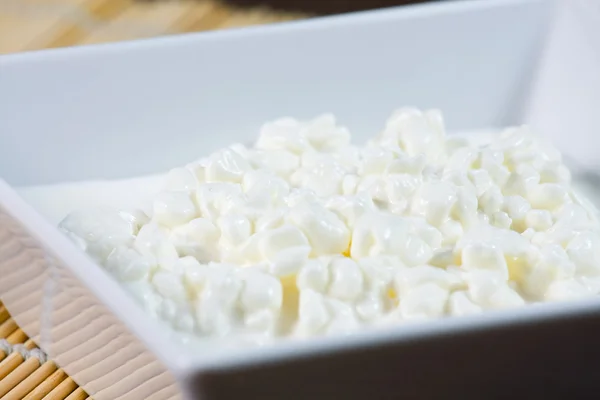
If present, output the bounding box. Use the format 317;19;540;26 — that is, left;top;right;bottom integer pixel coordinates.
2;0;600;398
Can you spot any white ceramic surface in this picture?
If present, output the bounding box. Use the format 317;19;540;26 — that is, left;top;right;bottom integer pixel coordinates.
2;0;600;398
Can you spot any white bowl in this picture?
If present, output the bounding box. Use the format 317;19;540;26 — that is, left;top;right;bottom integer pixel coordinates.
2;0;600;398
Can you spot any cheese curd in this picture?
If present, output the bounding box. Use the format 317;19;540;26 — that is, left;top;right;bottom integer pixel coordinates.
59;108;600;343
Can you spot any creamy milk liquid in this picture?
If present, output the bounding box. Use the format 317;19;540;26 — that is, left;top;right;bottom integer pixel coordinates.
18;170;599;224
17;174;165;225
17;132;600;221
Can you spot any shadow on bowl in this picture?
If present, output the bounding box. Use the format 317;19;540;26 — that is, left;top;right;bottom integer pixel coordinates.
220;0;433;15
142;0;435;16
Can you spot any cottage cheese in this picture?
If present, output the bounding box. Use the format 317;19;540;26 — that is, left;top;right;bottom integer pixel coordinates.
57;108;600;342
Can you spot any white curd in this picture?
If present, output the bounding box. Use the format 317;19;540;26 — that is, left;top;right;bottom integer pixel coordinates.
54;108;600;343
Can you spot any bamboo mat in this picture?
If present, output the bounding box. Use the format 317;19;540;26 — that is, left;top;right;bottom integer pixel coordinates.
0;1;306;398
0;0;307;54
0;300;87;400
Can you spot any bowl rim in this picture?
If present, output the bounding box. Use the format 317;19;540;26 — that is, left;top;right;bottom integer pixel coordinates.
0;0;557;377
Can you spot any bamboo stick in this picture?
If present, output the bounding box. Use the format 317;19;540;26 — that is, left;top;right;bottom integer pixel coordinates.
0;304;9;323
3;361;58;400
43;377;79;400
23;368;68;400
7;327;29;344
0;356;40;397
0;352;24;380
0;317;17;337
64;387;88;400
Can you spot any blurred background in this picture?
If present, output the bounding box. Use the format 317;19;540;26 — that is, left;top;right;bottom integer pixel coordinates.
0;0;431;54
